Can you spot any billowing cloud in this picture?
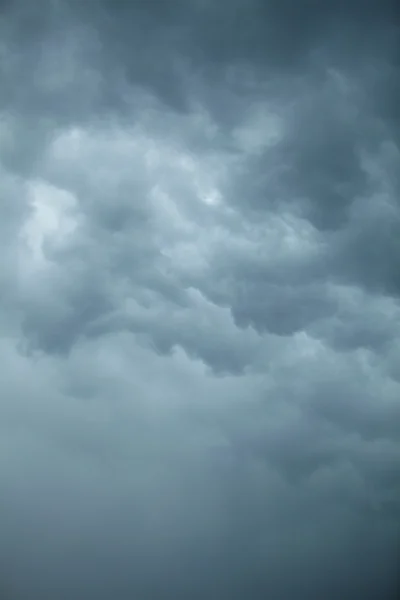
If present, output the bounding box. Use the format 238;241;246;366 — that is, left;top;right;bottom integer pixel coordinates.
0;0;399;598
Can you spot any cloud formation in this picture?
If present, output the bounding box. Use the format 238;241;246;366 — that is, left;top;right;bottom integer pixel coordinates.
0;0;399;598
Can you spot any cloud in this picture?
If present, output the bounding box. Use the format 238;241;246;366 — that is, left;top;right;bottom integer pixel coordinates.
0;0;399;598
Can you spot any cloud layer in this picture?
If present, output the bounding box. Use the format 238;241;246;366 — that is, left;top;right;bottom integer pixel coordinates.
1;1;399;598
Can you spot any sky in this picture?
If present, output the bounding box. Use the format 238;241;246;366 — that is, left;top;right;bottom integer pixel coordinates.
0;0;399;598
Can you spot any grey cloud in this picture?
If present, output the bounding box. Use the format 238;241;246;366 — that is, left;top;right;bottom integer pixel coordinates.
1;0;399;598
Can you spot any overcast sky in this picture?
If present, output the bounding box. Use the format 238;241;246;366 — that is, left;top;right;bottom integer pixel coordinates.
1;1;399;598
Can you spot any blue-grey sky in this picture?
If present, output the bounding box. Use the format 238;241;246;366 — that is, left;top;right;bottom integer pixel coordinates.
0;1;399;598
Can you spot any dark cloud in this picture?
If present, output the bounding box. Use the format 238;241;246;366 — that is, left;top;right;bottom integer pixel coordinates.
0;0;399;598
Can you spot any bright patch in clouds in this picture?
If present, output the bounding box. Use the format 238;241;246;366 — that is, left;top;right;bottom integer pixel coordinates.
20;180;78;269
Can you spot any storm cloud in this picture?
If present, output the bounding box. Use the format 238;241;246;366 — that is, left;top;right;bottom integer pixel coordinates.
0;0;399;598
